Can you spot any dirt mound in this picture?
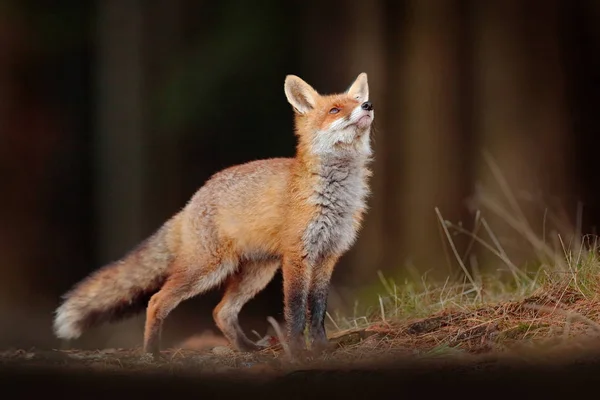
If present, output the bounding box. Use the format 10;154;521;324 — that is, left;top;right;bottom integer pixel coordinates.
3;286;600;375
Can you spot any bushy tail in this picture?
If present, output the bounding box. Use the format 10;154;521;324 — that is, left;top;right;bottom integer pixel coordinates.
53;221;176;340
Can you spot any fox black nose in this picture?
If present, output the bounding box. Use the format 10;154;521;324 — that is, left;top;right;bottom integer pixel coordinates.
361;101;373;111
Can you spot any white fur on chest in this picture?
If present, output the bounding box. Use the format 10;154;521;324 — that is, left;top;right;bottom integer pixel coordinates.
302;157;369;265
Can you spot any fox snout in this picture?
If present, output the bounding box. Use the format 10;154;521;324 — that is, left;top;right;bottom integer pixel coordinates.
355;102;374;130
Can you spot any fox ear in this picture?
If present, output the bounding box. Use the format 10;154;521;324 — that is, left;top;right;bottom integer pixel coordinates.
284;75;319;114
347;72;369;102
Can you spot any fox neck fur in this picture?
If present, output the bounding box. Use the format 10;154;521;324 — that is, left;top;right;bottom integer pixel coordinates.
295;146;372;267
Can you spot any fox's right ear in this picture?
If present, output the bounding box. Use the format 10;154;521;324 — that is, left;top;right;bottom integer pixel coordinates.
284;75;319;114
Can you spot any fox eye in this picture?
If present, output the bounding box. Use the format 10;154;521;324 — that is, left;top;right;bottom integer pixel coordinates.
329;107;340;114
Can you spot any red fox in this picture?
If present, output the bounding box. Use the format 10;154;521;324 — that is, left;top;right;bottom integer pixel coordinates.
53;72;374;357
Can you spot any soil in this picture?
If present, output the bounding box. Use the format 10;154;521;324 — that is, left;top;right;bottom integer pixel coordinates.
2;287;600;375
2;287;600;398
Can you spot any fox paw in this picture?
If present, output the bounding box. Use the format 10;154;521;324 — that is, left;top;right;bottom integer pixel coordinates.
139;351;166;363
138;352;156;364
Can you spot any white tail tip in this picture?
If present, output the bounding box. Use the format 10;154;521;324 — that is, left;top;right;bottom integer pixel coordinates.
53;304;83;340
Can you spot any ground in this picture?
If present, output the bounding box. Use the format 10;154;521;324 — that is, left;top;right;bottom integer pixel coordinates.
2;281;600;378
4;197;600;391
3;264;600;399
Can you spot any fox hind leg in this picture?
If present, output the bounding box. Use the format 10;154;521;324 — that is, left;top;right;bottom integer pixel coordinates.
144;257;236;356
213;259;280;352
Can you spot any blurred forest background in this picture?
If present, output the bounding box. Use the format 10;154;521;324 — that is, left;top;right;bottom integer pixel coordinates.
1;0;600;350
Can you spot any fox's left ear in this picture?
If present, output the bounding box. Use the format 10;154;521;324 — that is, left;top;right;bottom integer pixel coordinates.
346;73;369;102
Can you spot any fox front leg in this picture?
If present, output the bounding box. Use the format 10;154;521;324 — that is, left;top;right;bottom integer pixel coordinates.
281;256;310;356
307;256;337;354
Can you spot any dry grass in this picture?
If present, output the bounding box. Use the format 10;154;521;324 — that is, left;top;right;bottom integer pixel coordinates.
317;154;600;367
316;155;600;367
4;257;600;376
322;229;600;361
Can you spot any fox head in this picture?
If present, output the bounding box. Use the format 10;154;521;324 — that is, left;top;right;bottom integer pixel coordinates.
284;73;373;157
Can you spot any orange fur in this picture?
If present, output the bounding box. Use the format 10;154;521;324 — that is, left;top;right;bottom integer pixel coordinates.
53;73;375;358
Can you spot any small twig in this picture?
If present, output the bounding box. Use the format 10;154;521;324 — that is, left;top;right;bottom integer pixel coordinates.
481;216;524;284
267;316;291;359
461;210;482;263
377;270;395;297
542;207;548;246
326;312;341;332
251;330;262;340
393;283;398;318
563;314;572;340
435;207;481;299
439;276;450;307
378;295;387;324
446;221;527;281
